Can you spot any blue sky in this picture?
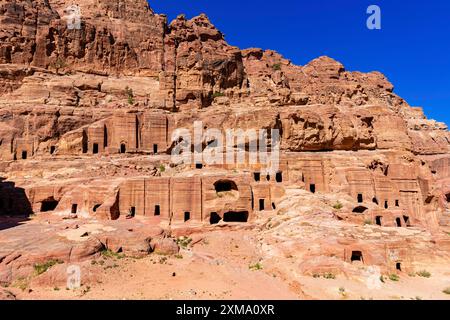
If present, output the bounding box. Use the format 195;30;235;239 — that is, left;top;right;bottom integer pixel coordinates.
150;0;450;125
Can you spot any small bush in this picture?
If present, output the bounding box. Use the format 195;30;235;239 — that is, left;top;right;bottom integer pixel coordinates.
389;274;400;282
125;86;134;105
333;202;343;210
323;272;336;279
176;236;192;249
101;249;125;259
272;63;282;71
249;262;263;271
212;91;225;98
34;259;63;275
379;275;385;283
364;219;373;225
443;287;450;295
174;254;183;259
416;270;431;278
159;164;166;172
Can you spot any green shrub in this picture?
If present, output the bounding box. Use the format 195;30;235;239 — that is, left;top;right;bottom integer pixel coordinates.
176;236;192;249
333;202;343;210
125;86;134;105
416;270;431;278
323;272;336;279
389;274;400;282
249;262;263;271
101;249;125;259
443;287;450;295
272;63;281;71
159;164;166;172
212;91;225;98
364;219;373;225
34;259;63;275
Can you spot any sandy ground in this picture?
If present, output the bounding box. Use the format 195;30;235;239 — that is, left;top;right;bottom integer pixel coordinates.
3;228;450;300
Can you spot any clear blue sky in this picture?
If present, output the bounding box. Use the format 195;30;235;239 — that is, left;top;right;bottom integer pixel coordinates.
150;0;450;125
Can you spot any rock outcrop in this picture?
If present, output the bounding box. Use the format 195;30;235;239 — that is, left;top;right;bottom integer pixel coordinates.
0;0;449;295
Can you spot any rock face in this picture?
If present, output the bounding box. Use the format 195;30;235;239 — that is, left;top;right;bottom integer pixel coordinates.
0;0;449;293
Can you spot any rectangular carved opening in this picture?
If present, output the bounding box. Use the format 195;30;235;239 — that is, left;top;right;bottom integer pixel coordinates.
155;205;160;216
71;204;78;214
259;199;265;211
254;172;260;182
184;211;191;222
93;143;99;154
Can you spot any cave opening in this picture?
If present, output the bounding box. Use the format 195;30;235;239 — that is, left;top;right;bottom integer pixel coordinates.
210;212;221;224
351;251;363;263
376;216;382;226
276;172;283;183
352;206;368;214
41;198;59;212
259;199;265;211
357;193;363;203
214;180;238;193
223;211;248;223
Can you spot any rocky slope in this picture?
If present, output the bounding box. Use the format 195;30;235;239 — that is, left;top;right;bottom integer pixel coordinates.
0;0;449;300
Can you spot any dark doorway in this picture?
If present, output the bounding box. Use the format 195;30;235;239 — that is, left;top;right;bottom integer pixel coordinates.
376;216;382;226
372;197;379;205
153;144;158;154
396;262;402;271
384;201;389;209
104;125;108;148
351;251;363;263
82;130;88;153
210;212;221;224
276;172;283;183
40;198;59;212
357;194;363;203
272;202;276;210
71;204;78;214
184;212;191;222
50;146;56;154
214;180;238;193
254;172;260;182
403;216;411;227
259;199;265;211
130;207;136;217
93;143;99;154
266;174;270;181
92;204;101;212
120;144;126;154
352;206;368;213
223;211;248;223
21;151;27;160
154;205;160;216
396;217;402;227
310;184;316;194
196;163;203;169
395;200;400;207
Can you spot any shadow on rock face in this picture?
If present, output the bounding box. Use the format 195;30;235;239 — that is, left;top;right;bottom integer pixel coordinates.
0;177;32;230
